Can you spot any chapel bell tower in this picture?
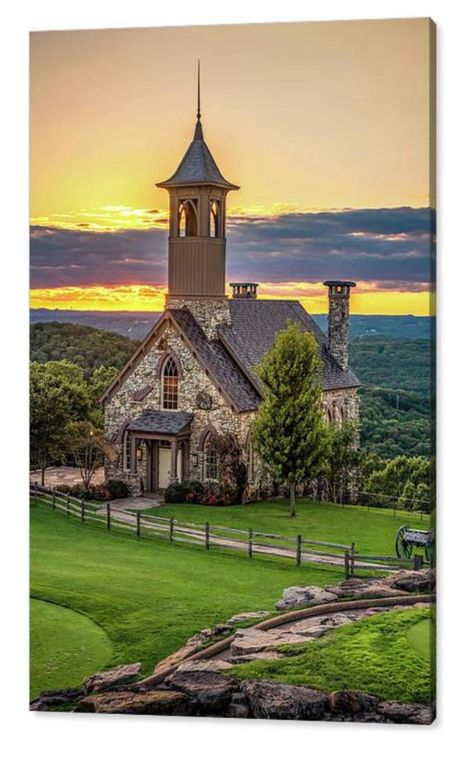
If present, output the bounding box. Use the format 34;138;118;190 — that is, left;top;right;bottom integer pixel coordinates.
156;63;239;300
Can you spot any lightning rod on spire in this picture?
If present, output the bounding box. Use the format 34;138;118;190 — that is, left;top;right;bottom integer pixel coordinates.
197;59;201;121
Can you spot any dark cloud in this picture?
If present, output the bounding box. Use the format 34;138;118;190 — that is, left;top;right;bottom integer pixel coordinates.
30;207;434;289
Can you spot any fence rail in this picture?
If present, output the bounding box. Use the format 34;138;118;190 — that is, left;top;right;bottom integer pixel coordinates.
30;484;432;577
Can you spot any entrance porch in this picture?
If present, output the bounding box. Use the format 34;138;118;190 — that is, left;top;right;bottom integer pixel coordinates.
125;410;194;493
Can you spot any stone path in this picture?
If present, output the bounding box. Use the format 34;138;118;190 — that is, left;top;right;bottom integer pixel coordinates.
30;466;105;487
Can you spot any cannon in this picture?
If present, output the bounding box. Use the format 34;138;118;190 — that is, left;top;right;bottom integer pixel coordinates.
395;524;435;562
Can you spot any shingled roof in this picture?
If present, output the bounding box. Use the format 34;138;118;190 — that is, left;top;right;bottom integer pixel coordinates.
156;120;239;190
218;300;360;392
127;410;194;435
168;308;261;411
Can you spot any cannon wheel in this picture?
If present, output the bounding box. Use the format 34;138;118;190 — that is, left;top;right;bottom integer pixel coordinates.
395;525;412;559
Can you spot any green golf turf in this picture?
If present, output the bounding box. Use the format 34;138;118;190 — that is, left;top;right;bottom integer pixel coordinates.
30;598;113;699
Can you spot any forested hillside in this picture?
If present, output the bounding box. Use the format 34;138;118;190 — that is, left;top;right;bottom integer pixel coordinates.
350;338;433;458
30;322;139;376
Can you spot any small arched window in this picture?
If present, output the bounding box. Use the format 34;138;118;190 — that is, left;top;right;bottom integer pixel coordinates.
178;200;198;237
161;356;179;410
204;432;218;480
209;200;220;238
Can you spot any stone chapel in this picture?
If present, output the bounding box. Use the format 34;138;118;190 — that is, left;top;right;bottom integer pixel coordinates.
101;81;360;498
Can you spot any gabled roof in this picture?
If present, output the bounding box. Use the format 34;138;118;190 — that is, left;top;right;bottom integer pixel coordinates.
156;120;239;190
219;300;361;392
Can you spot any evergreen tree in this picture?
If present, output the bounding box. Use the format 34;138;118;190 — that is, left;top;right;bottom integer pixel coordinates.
252;322;330;516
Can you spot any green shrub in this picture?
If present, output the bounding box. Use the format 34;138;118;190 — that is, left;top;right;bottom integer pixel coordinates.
164;480;204;504
107;479;130;499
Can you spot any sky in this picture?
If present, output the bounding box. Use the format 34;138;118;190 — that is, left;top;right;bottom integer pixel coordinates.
30;19;435;315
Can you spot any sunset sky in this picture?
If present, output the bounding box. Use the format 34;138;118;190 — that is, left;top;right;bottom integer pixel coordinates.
30;19;435;315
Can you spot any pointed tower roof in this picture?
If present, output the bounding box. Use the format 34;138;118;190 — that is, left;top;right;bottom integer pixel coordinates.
156;62;239;191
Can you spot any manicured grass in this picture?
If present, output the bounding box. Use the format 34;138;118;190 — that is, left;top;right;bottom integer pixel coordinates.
230;608;435;704
406;618;433;661
30;506;341;697
30;598;113;699
141;499;431;556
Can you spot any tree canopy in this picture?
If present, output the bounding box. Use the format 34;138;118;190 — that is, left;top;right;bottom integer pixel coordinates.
252;321;330;516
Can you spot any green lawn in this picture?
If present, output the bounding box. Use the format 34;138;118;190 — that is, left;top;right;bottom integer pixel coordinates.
406;617;433;662
30;598;113;699
140;499;430;556
230;608;435;704
30;506;341;698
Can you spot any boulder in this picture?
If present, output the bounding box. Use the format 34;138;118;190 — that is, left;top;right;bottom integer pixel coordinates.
276;586;338;611
83;662;142;694
75;689;190;715
328;690;379;714
376;700;434;725
30;688;82;711
242;680;328;720
163;669;239;715
386;569;435;593
230;627;309;656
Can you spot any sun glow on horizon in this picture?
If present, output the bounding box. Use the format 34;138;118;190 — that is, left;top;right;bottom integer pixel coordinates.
29;283;434;316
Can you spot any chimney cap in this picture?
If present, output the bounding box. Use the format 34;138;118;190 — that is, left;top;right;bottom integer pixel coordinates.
323;280;356;288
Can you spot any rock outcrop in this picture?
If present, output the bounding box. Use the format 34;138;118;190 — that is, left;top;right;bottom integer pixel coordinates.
83;662;142;694
76;689;190;716
241;680;329;720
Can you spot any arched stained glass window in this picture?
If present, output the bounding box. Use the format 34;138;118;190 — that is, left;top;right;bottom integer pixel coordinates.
162;356;179;410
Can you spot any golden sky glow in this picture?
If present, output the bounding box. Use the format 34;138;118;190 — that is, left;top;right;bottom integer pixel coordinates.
30;20;433;316
30;283;434;317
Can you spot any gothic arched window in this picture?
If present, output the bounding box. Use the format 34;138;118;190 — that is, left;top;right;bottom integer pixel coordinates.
209;200;220;238
178;200;198;237
161;355;179;410
204;432;218;480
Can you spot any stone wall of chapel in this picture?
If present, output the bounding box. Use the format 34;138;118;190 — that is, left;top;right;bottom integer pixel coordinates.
322;387;359;427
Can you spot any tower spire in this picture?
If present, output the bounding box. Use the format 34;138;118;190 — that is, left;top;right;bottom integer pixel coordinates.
197;59;201;121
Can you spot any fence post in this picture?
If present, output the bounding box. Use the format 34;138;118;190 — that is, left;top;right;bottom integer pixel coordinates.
66;494;70;517
52;490;56;510
136;511;141;538
169;516;174;543
248;528;253;559
34;484;38;506
107;502;111;530
344;550;350;580
296;535;302;567
81;499;85;523
205;522;210;550
350;542;356;577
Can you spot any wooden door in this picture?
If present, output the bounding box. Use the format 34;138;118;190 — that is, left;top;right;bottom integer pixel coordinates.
159;446;172;489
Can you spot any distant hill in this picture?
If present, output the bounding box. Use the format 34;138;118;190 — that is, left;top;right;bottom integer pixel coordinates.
30;308;433;341
30;322;139;376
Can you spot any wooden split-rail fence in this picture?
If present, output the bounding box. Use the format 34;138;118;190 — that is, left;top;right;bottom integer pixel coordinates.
30;484;428;577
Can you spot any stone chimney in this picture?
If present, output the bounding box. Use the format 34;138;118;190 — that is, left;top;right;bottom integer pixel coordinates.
323;281;356;371
230;282;259;299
